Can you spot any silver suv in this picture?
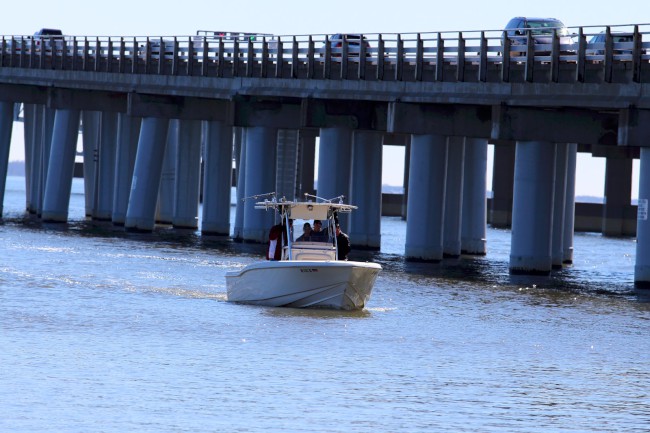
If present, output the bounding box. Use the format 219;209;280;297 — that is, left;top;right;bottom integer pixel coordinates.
504;17;571;57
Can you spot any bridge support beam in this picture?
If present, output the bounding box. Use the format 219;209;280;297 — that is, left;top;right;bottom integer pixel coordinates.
112;114;141;225
81;111;100;217
0;101;14;216
41;109;80;222
276;129;299;200
243;126;277;243
349;130;383;250
510;140;556;275
443;137;465;258
202;121;233;235
552;143;569;268
125;117;170;232
94;112;118;221
23;104;35;212
635;148;650;287
563;143;578;264
490;141;515;227
405;134;448;262
156;120;177;225
233;128;247;240
297;130;316;197
318;126;353;230
461;137;488;255
173;119;202;229
602;157;633;236
29;106;55;216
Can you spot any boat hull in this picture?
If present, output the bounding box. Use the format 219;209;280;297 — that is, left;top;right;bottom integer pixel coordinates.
226;260;381;310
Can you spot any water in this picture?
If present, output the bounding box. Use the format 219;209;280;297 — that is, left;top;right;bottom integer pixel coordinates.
1;176;649;432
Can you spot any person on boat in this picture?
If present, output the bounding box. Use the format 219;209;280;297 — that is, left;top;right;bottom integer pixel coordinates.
335;223;351;260
310;220;329;242
295;222;312;242
267;219;292;260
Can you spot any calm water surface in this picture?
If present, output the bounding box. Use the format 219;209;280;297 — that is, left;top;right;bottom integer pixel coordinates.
1;177;649;432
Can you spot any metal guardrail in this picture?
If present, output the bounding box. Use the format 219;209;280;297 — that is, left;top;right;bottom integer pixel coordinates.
1;24;649;83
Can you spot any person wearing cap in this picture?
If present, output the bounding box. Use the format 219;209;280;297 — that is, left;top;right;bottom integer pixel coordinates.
310;219;328;242
296;222;312;242
335;223;351;260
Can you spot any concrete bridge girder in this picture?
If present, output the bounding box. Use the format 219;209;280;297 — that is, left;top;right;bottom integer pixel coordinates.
301;98;387;131
387;102;491;138
619;107;650;148
491;105;618;146
127;92;231;122
234;96;302;129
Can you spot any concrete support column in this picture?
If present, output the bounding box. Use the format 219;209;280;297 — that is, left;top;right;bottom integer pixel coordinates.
112;114;141;225
635;148;650;287
318;126;353;230
405;134;448;261
42;109;81;222
443;137;465;258
243;126;277;243
402;140;410;220
461;137;488;255
0;101;14;215
201;120;233;235
125;117;170;232
276;129;299;200
602;157;633;236
510;141;556;275
490;141;515;227
563;143;578;264
349;130;383;250
297;130;316;197
94;112;118;221
29;106;54;216
156;120;177;225
81;111;100;217
233;128;247;240
37;107;56;217
173;119;202;229
551;143;569;269
23;104;35;211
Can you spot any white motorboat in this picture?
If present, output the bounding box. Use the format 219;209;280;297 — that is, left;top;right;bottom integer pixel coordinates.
226;195;381;310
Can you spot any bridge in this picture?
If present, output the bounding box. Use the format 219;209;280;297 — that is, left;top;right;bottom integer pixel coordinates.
1;24;650;285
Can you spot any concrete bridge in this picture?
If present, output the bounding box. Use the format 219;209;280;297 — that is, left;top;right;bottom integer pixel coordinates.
1;24;650;284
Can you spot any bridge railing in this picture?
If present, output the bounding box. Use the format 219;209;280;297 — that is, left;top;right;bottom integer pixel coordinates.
1;24;650;82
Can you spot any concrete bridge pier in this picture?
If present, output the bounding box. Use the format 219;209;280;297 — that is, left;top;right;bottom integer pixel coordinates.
172;119;202;229
93;112;118;221
276;129;299;200
156;120;177;225
405;134;448;262
22;104;35;212
242;126;277;243
233;128;247;241
111;114;141;225
602;156;633;236
563;143;578;264
490;141;515;228
318;126;353;231
81;111;100;217
297;130;317;198
29;105;55;216
510;140;556;275
443;136;465;258
552;143;569;269
349;130;383;250
201;120;233;236
461;137;488;255
125;117;170;232
634;148;650;287
0;101;14;215
41;109;81;222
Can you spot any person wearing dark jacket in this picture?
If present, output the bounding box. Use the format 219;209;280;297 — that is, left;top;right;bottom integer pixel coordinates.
335;223;351;260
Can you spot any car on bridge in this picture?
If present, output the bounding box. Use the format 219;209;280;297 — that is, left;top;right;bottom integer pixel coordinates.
32;28;64;52
326;33;371;58
504;17;572;58
586;32;635;56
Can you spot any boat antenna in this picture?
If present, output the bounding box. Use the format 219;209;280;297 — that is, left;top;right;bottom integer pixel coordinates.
304;193;345;203
241;192;276;202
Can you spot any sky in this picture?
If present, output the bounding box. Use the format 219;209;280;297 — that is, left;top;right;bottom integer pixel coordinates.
2;0;646;197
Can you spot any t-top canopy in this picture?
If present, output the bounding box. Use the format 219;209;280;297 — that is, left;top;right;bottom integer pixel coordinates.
254;200;357;220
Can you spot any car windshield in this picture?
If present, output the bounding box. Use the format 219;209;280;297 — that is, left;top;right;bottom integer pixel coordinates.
526;20;568;36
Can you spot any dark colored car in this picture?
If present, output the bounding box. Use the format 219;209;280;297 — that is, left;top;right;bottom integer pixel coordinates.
327;33;370;57
587;32;634;56
504;17;571;57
